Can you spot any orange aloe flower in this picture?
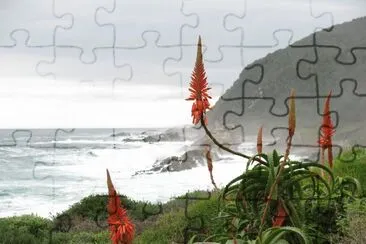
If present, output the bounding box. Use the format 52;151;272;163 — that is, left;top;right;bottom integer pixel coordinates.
318;91;335;168
272;201;287;227
186;36;212;125
106;169;135;244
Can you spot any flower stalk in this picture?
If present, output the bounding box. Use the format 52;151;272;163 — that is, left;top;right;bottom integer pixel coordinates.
205;146;218;190
260;89;296;229
257;126;263;154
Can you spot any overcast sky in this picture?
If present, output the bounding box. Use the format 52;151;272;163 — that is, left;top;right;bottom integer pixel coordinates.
0;0;365;128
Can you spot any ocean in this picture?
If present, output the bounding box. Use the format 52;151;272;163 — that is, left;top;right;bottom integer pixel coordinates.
0;128;299;220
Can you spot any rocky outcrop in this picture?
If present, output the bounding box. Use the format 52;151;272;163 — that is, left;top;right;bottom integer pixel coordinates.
142;131;183;143
120;126;204;143
132;149;224;176
110;132;131;137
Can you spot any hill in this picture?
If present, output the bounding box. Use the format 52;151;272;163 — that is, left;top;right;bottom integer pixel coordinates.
203;16;366;158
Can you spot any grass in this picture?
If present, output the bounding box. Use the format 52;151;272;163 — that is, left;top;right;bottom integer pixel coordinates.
333;147;366;196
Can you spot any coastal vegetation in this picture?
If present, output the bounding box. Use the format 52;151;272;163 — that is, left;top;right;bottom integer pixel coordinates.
1;154;366;244
3;21;366;243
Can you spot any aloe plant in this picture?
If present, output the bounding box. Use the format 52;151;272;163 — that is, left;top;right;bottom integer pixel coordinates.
189;226;309;244
184;36;361;243
217;150;333;237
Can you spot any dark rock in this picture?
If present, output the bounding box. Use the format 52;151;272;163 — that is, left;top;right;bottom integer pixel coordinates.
87;151;97;157
142;130;195;142
110;132;131;137
132;149;222;176
122;138;143;142
142;135;163;143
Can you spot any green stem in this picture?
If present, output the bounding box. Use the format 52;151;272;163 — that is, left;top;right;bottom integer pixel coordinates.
259;134;293;234
200;116;267;166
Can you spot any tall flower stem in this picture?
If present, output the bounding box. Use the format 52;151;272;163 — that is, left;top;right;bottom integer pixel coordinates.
200;116;267;166
258;134;293;235
205;146;218;190
259;89;296;233
320;147;325;178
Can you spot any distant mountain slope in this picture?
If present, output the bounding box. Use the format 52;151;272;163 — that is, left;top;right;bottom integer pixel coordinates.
205;16;366;154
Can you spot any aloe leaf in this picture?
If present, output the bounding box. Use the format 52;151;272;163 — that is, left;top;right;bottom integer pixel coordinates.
265;227;309;244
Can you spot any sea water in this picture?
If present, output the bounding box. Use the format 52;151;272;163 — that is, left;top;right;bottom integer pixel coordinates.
0;128;301;220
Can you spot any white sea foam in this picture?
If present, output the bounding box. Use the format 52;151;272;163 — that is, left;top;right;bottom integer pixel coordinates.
0;132;304;219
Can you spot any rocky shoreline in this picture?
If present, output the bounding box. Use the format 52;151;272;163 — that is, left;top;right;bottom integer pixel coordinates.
114;126;332;176
132;148;237;176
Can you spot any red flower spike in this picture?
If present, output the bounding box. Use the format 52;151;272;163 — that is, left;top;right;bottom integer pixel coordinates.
318;91;335;168
106;169;135;244
272;202;287;227
186;36;211;125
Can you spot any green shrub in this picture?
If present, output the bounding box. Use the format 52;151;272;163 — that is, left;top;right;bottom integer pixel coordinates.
55;193;158;223
49;230;109;244
134;190;222;244
134;211;187;244
68;231;109;244
0;214;52;244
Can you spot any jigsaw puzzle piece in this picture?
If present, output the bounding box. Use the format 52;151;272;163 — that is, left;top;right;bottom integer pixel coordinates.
264;81;366;164
266;125;341;166
268;126;328;164
164;44;243;98
32;129;78;217
96;0;195;48
0;129;34;179
225;0;333;46
214;38;319;118
309;0;366;25
175;191;212;243
0;129;34;148
298;45;366;98
114;32;181;85
0;0;71;46
0;130;16;148
54;0;114;62
53;128;77;149
313;17;366;63
215;71;325;155
11;129;33;147
240;31;305;66
0;31;53;77
180;0;243;61
36;46;131;85
32;129;62;181
324;81;366;157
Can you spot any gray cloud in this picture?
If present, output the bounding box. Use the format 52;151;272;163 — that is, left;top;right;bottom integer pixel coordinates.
0;0;365;127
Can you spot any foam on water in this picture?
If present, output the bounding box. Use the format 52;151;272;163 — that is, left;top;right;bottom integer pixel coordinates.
0;132;304;219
